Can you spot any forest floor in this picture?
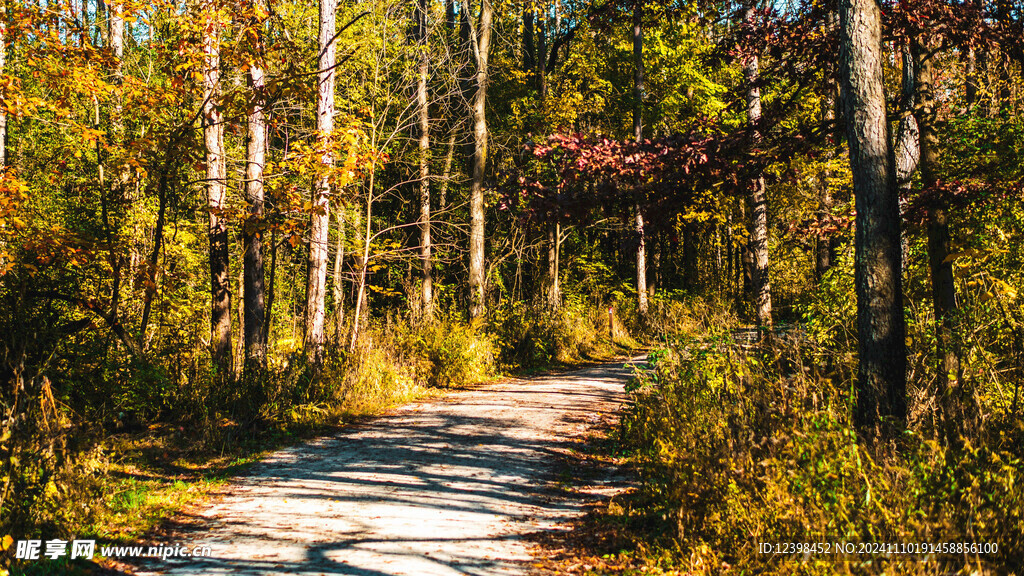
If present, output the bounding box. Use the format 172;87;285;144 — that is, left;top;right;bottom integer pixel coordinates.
107;358;642;576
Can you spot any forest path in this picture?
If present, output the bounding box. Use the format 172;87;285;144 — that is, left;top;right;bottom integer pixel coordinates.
132;358;640;576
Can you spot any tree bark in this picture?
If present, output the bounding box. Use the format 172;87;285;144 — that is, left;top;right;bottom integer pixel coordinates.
438;122;458;209
816;80;839;279
523;2;535;73
546;221;561;309
349;175;373;351
266;228;277;342
912;35;975;440
243;20;268;372
726;207;734;297
839;0;908;439
305;0;337;361
965;0;985;106
201;2;233;376
462;0;492;321
895;43;919;271
332;205;345;342
537;12;547;96
108;0;131;201
633;0;648;316
743;6;772;338
415;0;433;318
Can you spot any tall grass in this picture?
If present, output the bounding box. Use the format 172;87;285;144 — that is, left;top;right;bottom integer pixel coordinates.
618;304;1024;575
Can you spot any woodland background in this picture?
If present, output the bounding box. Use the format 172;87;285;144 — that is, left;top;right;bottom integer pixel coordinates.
1;0;1024;573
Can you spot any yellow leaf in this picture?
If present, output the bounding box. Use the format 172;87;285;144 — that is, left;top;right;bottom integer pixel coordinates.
0;534;12;551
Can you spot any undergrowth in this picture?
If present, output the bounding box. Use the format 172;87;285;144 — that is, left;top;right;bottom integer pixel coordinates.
1;298;637;574
608;299;1024;575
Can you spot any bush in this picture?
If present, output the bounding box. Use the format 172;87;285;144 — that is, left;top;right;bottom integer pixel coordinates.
620;337;1024;574
490;298;622;369
409;320;497;388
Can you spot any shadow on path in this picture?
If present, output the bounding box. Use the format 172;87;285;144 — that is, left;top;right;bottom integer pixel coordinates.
134;361;640;576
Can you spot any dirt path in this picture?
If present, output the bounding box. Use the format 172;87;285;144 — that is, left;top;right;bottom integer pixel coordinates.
133;358;640;576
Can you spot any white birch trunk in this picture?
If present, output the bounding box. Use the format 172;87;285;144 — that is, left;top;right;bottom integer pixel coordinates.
305;0;337;360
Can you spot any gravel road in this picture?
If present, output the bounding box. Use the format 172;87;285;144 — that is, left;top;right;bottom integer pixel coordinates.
133;358;639;576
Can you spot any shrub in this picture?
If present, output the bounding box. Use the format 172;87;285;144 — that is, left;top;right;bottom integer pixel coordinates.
409;320;497;388
620;337;1024;574
490;298;622;370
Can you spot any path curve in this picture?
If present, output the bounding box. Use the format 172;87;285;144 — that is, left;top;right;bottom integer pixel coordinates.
135;358;639;576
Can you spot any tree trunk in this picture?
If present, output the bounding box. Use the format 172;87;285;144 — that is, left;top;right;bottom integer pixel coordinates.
966;0;985;106
349;174;374;351
305;0;337;361
332;205;345;342
816;80;839;279
726;208;734;298
243;29;268;372
438;122;458;209
523;2;535;73
97;0;107;47
108;0;130;199
108;0;124;128
202;4;233;376
235;253;244;373
913;35;975;440
537;13;547;96
839;0;908;439
546;221;561;309
743;6;772;338
633;0;648;316
415;0;433;318
895;43;919;270
266;228;277;342
462;0;492;321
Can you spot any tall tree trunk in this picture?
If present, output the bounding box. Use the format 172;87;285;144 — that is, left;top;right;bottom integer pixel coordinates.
202;3;233;376
305;0;336;360
415;0;433;318
743;6;772;338
912;35;975;440
462;0;492;321
839;0;908;439
895;43;919;270
816;80;839;279
243;24;268;372
633;0;648;316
